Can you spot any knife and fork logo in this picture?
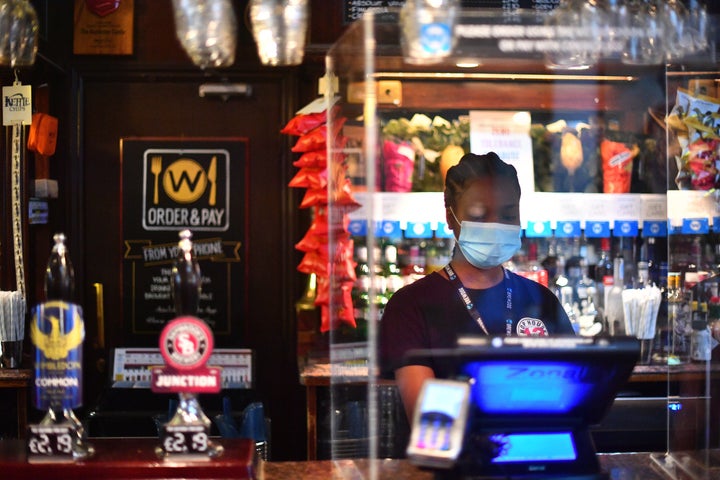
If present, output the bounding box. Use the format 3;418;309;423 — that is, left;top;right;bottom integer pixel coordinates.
150;155;217;206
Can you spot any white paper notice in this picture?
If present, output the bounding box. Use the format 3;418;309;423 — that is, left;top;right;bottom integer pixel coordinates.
2;84;32;125
469;110;535;197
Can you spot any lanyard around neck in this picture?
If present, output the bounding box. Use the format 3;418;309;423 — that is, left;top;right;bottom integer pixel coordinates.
444;263;513;337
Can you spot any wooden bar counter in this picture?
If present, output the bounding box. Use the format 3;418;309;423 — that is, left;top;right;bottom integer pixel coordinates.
0;369;32;438
0;437;680;479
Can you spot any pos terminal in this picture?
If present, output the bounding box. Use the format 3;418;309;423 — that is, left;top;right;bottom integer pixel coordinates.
405;335;640;479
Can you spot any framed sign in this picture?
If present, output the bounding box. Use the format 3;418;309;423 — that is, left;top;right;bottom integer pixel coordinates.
73;0;134;55
121;138;248;338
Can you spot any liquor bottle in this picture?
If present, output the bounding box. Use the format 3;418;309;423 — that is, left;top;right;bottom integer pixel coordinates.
643;236;661;287
45;233;75;302
560;285;579;334
355;245;370;282
551;250;569;300
575;258;597;316
636;261;649;288
540;235;558;281
365;245;388;321
618;236;636;289
684;236;704;293
668;272;690;364
383;244;404;297
403;243;426;286
605;256;626;336
295;272;321;361
691;301;711;362
593;237;614;310
564;236;586;305
171;229;202;316
352;245;371;327
525;240;549;287
426;237;452;273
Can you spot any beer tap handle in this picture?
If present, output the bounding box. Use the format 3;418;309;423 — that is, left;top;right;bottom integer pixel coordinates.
172;229;201;316
44;233;75;302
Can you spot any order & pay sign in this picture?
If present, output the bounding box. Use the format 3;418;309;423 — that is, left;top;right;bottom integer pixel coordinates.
121;138;248;338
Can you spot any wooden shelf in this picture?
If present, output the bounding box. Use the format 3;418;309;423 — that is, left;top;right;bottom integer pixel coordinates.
0;369;32;438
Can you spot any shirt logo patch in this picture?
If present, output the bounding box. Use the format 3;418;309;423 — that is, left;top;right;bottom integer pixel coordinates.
517;317;549;336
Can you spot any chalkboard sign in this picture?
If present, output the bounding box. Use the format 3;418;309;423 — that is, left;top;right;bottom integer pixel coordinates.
121;138;248;340
342;0;561;23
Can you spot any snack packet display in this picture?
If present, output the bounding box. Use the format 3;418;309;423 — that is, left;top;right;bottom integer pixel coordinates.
291;117;347;153
665;83;720;190
282;104;360;332
683;137;719;190
382;139;415;192
600;138;638;193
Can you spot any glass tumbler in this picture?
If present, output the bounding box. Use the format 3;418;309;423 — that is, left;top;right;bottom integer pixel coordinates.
172;0;237;69
0;0;38;67
400;0;459;65
249;0;309;67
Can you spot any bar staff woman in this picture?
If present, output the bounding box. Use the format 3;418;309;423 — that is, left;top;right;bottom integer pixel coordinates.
380;152;575;419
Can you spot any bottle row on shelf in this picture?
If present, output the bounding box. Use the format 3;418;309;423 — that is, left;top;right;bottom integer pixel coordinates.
331;216;720;364
348;190;720;237
346;231;670;333
345;226;712;334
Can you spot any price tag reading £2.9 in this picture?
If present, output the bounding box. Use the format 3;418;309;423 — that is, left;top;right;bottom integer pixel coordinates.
26;424;75;462
160;424;211;458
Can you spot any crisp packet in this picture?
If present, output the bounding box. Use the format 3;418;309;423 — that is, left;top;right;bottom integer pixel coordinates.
281;110;327;136
601;138;638;193
382;139;415;192
666;87;693;132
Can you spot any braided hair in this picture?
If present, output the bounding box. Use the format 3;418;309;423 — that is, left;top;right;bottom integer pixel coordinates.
443;152;521;209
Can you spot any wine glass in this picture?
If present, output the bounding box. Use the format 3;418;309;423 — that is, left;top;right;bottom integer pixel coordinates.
621;0;665;65
659;0;693;61
545;0;603;70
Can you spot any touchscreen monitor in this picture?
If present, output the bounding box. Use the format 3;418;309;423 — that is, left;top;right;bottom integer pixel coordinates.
404;336;639;478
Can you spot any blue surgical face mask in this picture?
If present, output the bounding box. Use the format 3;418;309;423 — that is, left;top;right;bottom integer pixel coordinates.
450;208;521;269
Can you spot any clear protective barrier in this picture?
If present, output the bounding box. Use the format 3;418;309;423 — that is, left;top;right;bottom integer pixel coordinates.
650;64;720;478
320;4;720;476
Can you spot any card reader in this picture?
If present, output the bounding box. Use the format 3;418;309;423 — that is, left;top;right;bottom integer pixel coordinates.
406;379;470;469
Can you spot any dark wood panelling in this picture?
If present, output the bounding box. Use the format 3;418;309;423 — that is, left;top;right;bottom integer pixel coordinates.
76;70;305;460
21;0;325;461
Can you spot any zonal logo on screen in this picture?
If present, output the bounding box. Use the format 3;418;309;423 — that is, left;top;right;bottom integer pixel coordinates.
142;149;229;232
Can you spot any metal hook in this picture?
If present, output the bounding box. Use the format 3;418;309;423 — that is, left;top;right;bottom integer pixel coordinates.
13;68;20;86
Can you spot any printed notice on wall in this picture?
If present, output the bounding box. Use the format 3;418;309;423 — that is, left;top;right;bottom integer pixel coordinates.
2;84;32;125
342;1;562;23
121;138;248;338
469;110;534;195
73;0;134;55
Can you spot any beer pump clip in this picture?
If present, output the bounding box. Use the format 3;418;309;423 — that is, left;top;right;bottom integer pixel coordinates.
152;316;224;460
27;233;94;462
151;229;224;460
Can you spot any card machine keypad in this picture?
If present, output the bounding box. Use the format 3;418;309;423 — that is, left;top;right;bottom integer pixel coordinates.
407;379;470;469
